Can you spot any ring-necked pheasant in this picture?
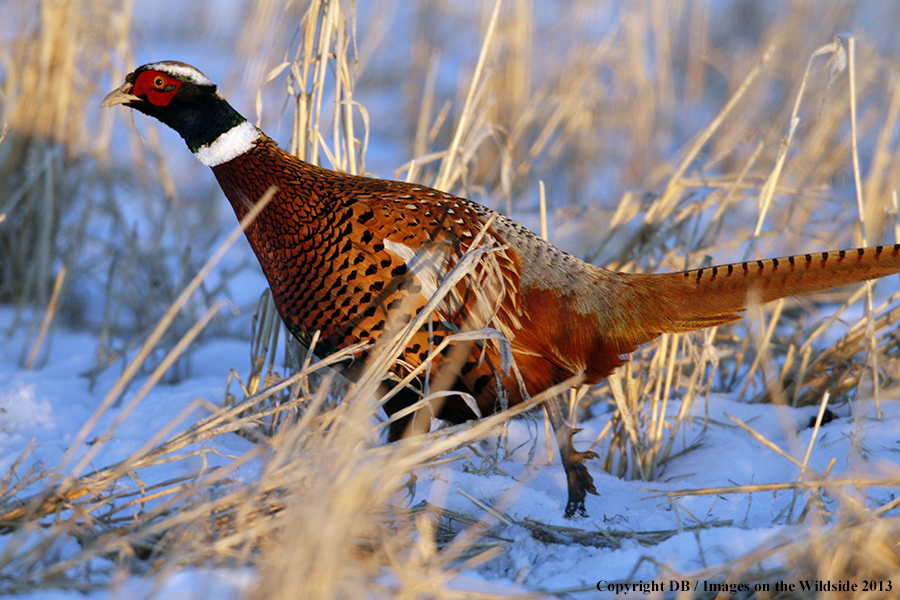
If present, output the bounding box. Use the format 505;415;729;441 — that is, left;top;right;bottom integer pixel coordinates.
104;61;900;518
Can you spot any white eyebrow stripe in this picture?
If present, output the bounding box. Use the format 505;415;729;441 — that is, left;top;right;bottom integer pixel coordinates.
145;62;214;86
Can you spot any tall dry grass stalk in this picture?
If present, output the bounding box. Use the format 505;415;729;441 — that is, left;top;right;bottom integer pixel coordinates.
0;1;132;311
1;0;250;377
0;0;207;380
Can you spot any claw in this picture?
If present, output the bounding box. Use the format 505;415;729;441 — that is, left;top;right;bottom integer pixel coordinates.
560;443;600;518
546;398;600;518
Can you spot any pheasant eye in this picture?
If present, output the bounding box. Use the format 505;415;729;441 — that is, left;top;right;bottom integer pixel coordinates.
152;75;167;88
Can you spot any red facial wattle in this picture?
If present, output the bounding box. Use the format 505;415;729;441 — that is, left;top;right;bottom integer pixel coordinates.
131;71;184;106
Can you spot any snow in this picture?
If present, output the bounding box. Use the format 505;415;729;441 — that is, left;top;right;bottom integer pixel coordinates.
4;299;898;597
7;569;254;600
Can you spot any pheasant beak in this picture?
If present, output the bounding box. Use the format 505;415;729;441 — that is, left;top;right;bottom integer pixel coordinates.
101;82;141;108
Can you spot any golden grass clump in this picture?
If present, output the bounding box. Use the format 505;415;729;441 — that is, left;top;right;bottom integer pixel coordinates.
786;509;900;600
667;488;900;600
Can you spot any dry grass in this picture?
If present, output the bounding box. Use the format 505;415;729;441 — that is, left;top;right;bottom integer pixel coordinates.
2;0;900;597
657;492;900;600
0;0;130;315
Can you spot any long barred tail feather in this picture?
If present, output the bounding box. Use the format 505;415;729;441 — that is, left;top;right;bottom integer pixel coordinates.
653;245;900;333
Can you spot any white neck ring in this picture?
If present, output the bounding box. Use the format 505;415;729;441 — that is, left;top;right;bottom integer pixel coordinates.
195;121;261;167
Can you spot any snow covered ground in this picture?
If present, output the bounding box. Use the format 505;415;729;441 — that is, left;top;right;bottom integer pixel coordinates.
4;299;899;597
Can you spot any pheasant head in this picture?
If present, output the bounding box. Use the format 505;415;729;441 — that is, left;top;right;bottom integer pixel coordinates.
102;61;258;165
